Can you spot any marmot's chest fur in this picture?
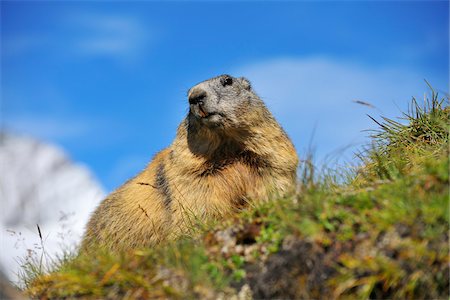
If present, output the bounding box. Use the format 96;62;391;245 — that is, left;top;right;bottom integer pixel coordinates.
82;75;298;252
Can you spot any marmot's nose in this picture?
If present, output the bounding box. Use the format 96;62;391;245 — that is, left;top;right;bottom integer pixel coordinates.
189;89;207;105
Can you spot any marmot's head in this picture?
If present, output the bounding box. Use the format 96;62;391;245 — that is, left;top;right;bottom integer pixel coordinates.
187;74;263;130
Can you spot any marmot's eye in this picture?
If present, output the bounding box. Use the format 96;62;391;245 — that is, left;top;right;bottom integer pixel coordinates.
221;76;233;87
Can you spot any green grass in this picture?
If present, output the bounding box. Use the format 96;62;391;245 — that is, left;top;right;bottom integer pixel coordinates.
24;88;449;299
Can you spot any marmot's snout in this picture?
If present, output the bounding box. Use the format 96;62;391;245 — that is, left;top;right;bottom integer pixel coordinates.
188;88;206;105
189;87;214;119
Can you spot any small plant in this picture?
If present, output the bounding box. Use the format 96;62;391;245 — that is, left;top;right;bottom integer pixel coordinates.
357;83;449;182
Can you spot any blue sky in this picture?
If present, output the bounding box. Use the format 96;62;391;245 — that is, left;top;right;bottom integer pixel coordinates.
2;1;448;192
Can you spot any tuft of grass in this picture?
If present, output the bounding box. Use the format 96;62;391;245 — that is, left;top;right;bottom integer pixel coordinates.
23;86;449;299
356;83;448;183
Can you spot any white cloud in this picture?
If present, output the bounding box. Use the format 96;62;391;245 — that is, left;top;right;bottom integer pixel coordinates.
2;13;151;64
233;57;447;164
69;14;151;61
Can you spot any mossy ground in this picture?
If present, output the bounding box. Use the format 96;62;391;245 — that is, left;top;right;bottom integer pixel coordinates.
23;89;449;299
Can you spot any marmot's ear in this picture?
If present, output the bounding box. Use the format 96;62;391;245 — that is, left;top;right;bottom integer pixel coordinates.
239;77;252;91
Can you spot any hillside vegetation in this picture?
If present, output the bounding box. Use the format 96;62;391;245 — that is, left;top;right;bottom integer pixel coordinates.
24;89;449;299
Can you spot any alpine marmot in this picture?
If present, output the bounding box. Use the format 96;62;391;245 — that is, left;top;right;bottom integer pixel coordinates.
82;74;298;251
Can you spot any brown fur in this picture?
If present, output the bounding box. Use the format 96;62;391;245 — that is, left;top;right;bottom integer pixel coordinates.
81;75;298;252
